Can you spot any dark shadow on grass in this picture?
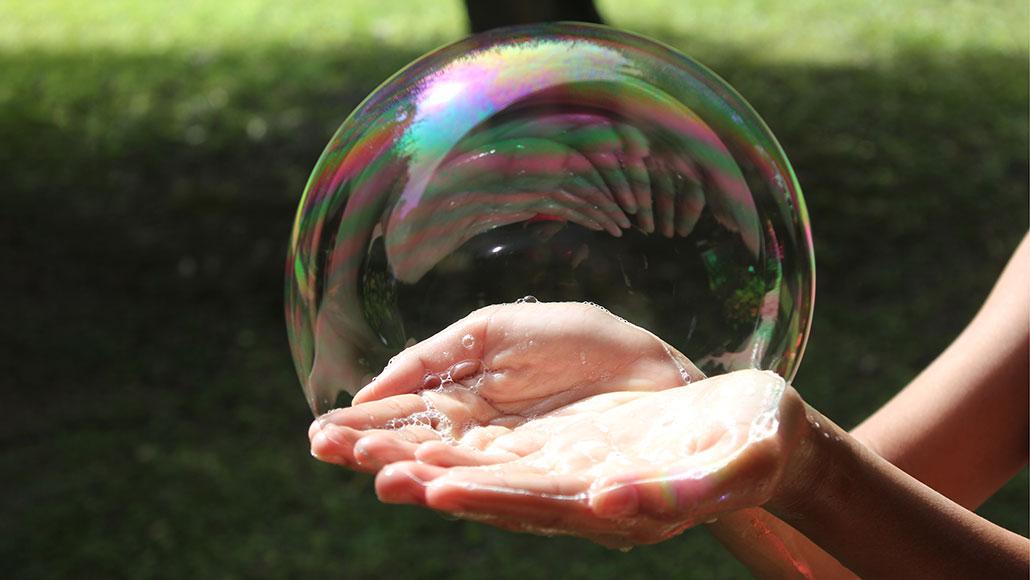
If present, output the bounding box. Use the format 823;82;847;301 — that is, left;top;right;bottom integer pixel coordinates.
1;37;1026;578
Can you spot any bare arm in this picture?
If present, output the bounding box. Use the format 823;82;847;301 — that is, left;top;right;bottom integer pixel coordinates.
766;399;1028;579
851;234;1030;506
708;234;1029;577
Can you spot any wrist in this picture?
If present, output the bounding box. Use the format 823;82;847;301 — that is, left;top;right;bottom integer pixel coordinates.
763;397;847;522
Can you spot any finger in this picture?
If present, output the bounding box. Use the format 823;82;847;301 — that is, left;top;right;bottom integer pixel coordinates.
590;445;776;524
352;315;491;404
311;422;440;471
384;183;611;285
423;468;646;538
375;460;449;505
353;433;420;470
414;441;519;467
424;467;589;513
560;170;630;232
558;120;637;215
459;424;515;451
559;140;617;197
646;157;676;238
590;151;636;214
465;187;607;234
628;164;655;235
613;124;654;233
674;173;705;237
660;155;707;238
553;186;624;237
516;114;637;217
416;384;510;436
318;394;428;430
511;144;622;236
534;192;607;233
590;469;715;522
688;152;760;258
424;467;592;517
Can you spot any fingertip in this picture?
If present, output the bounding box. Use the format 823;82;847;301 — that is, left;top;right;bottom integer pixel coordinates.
375;462;445;505
590;482;639;519
350;385;373;405
675;220;693;238
375;467;424;505
310;426;348;465
423;479;467;512
637;209;655;234
354;434;418;470
612;208;631;230
413;440;457;464
352;355;422;404
661;221;674;239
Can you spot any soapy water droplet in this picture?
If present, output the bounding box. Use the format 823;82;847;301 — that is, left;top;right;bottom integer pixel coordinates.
514;295;539;304
422;373;443;389
461;333;475;349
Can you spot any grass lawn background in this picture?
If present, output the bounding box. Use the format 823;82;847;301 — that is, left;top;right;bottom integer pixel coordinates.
2;1;1027;578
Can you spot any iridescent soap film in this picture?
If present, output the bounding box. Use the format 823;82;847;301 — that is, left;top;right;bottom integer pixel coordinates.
286;24;814;415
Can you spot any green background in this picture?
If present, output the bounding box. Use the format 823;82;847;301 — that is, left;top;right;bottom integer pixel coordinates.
2;1;1027;578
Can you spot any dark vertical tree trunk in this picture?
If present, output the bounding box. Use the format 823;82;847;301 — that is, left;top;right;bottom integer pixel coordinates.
464;0;604;34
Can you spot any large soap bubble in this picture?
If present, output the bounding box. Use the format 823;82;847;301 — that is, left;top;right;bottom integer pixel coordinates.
286;23;814;416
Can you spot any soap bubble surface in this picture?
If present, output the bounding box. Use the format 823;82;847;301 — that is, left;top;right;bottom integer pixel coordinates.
287;23;814;416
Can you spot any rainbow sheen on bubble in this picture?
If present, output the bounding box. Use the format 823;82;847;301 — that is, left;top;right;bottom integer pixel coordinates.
286;23;815;416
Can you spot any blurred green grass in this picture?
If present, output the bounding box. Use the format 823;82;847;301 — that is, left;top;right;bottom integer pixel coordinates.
1;1;1027;578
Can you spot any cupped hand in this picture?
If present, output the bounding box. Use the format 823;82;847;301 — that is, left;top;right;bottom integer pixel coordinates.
359;301;702;410
311;302;702;470
309;303;807;548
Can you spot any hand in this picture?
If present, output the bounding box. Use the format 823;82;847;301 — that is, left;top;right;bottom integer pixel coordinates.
384;110;751;283
309;303;807;548
310;302;703;470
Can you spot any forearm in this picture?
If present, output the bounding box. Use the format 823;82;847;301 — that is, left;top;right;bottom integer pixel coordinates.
851;234;1029;507
707;508;856;579
767;406;1029;579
